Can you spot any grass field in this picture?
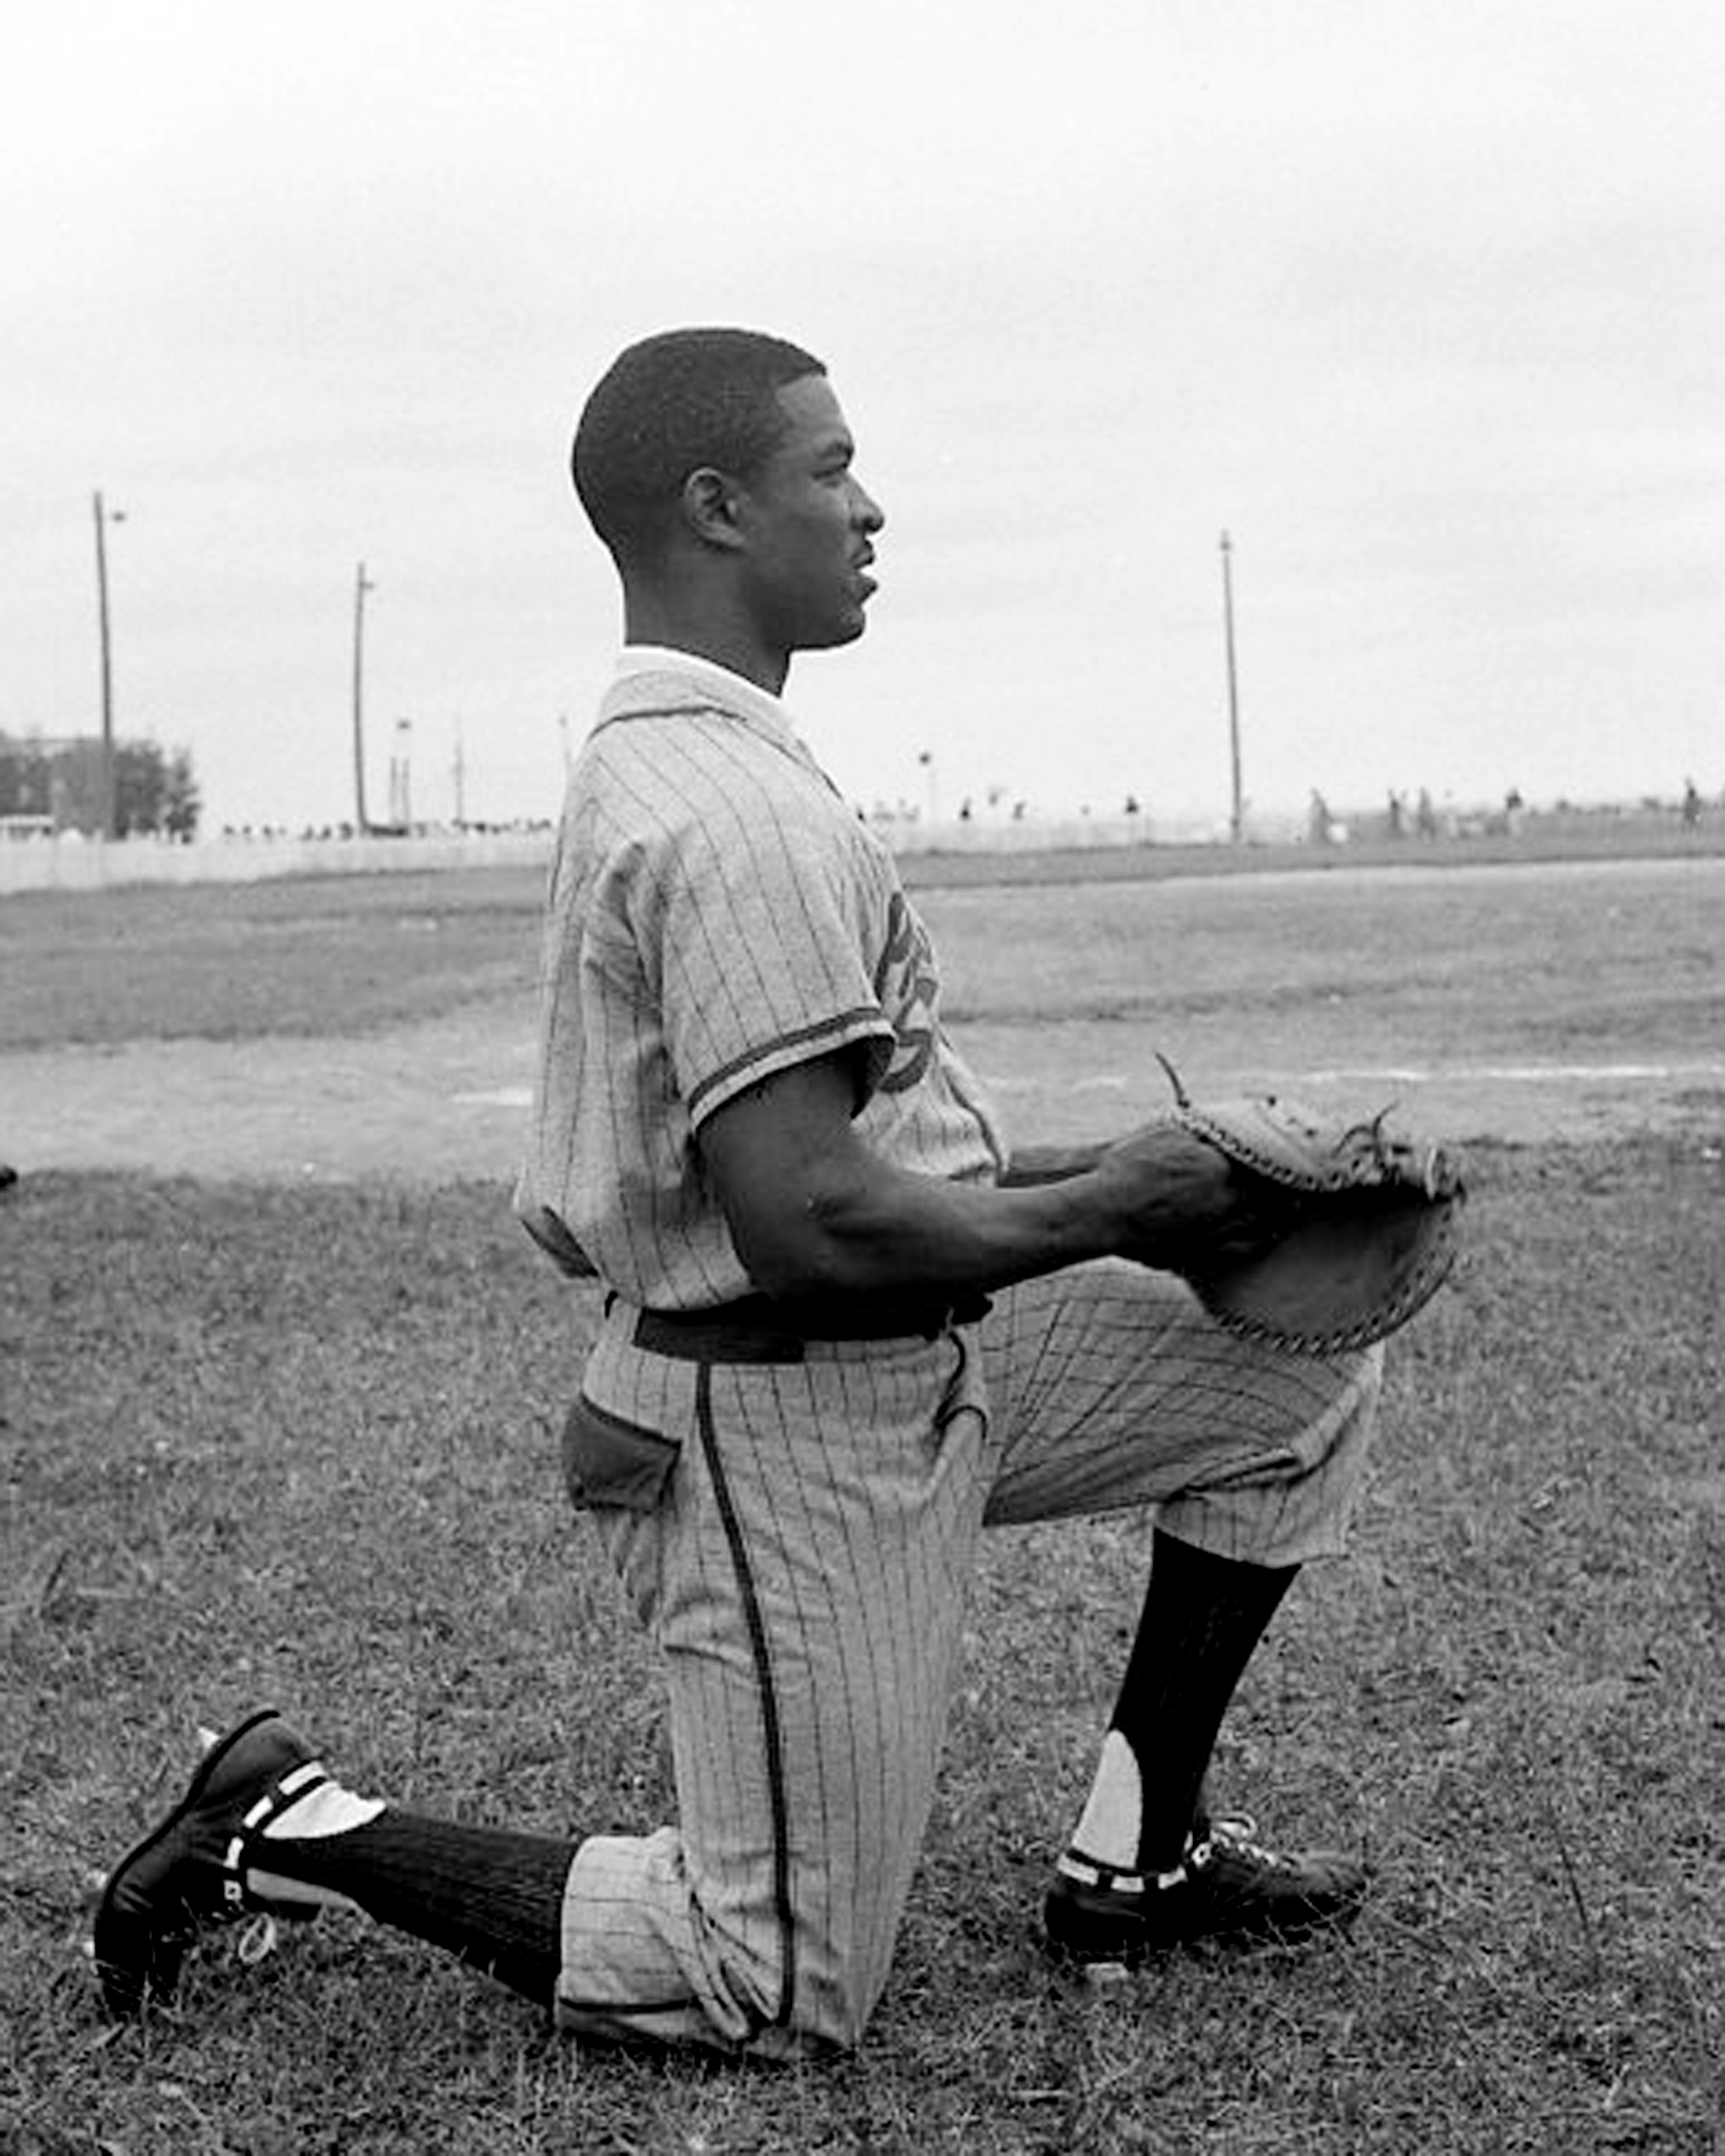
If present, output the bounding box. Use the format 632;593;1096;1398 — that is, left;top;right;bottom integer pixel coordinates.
2;857;1722;2153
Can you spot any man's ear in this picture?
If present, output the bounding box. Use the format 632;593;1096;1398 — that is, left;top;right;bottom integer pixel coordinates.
681;466;747;551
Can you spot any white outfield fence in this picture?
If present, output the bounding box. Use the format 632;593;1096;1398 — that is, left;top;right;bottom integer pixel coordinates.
0;829;557;894
0;814;1211;896
14;804;1701;898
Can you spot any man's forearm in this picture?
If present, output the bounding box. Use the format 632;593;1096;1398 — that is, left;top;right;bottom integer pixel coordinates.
998;1140;1108;1189
702;1056;1252;1305
786;1153;1128;1301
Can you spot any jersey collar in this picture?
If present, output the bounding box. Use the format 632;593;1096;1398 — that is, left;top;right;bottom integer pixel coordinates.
615;645;799;740
610;644;837;791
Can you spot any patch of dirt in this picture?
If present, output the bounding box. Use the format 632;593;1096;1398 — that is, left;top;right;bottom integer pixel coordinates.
4;1003;1721;1187
1;1006;538;1187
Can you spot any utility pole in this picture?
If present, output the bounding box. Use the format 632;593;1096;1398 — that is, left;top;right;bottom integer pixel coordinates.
351;562;374;834
92;491;125;840
1220;530;1244;844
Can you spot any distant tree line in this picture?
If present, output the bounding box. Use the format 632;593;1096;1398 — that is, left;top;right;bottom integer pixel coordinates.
0;733;201;839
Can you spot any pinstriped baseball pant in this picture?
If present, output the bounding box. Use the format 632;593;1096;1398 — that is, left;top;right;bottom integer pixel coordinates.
553;1258;1381;2058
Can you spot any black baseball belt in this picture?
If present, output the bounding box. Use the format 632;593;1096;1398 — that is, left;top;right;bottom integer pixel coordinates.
629;1291;993;1364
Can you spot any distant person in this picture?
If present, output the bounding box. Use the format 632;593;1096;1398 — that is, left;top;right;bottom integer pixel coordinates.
1386;791;1404;839
1681;778;1702;829
96;328;1384;2060
1307;789;1334;846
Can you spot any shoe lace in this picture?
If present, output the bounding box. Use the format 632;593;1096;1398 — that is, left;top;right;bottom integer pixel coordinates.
235;1912;281;1966
1190;1813;1301;1876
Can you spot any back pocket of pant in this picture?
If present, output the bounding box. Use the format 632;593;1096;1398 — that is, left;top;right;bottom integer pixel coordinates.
561;1393;681;1513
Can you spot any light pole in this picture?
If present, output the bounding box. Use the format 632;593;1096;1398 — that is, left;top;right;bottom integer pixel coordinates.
92;491;126;840
1219;530;1244;844
351;562;374;834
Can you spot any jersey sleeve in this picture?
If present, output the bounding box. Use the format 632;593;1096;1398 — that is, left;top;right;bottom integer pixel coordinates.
632;778;897;1131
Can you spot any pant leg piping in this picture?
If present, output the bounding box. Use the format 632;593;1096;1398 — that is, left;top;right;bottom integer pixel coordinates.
693;1360;799;2033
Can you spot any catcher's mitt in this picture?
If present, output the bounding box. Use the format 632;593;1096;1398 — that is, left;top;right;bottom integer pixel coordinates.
1158;1059;1465;1354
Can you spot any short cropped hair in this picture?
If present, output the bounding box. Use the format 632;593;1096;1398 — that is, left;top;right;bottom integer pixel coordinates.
572;328;826;565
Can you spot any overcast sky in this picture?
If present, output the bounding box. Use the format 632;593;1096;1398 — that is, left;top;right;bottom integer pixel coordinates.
6;1;1721;836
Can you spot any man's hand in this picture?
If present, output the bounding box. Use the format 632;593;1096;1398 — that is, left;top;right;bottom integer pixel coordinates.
1090;1120;1307;1273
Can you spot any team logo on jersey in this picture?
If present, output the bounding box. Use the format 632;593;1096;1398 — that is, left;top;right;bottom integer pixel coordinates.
873;889;940;1094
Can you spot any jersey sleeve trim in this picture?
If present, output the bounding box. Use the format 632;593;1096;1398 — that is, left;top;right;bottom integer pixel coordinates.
686;1008;895;1129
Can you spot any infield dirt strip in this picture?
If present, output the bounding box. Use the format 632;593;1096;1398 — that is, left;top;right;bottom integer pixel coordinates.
4;857;1722;1181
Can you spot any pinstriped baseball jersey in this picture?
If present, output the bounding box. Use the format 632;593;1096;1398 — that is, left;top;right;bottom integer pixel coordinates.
516;648;1008;1308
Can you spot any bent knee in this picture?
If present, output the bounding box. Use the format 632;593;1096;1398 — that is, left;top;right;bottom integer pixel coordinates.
706;1912;890;2058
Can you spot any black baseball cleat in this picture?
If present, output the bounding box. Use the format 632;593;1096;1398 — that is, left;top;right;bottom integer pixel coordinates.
1044;1813;1367;1967
93;1708;331;2016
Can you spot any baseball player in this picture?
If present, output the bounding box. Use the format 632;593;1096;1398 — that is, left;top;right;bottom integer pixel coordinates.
96;328;1381;2058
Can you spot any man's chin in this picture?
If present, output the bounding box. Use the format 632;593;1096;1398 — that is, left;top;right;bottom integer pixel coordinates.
815;608;870;650
785;602;872;659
